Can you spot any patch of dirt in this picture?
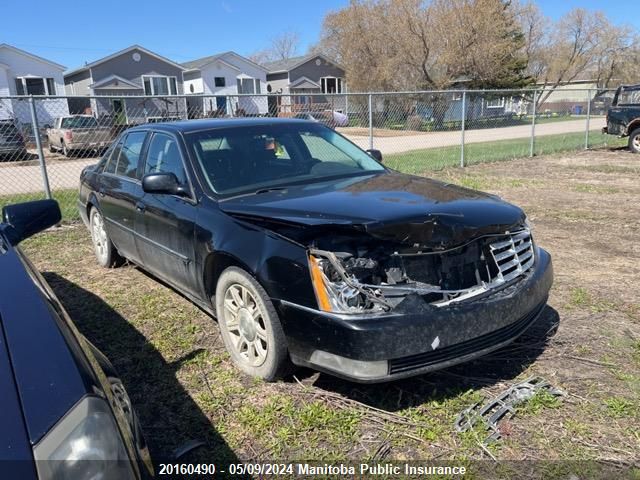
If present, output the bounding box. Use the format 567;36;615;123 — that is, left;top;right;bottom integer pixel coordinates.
21;147;640;474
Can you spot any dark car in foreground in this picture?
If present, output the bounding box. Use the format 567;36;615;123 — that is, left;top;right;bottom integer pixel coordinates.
603;84;640;153
78;118;553;383
0;200;153;479
0;119;28;160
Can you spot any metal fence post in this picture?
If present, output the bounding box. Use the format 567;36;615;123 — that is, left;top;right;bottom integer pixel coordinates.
368;93;373;150
28;96;52;199
460;91;466;168
585;89;591;149
530;90;537;157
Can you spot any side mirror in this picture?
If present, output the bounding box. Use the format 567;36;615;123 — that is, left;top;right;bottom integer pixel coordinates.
2;199;61;245
366;149;383;163
142;172;187;196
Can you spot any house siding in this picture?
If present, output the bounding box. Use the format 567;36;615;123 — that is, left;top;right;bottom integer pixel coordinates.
289;56;345;88
266;71;289;95
0;46;68;125
64;69;92;95
188;53;268;115
90;48;184;94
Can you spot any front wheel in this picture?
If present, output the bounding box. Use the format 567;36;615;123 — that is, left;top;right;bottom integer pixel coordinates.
215;267;290;381
629;128;640;154
90;207;121;268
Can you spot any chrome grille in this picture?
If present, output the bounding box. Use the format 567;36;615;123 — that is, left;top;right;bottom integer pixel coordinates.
489;230;535;283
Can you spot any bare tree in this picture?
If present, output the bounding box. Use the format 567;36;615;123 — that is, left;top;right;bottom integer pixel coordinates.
249;31;301;65
318;0;530;92
520;6;640;105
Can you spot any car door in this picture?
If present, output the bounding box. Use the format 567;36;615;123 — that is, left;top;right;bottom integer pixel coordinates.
98;131;148;263
136;131;199;295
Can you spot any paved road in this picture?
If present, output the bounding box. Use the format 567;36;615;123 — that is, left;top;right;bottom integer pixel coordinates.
0;157;96;195
0;117;606;196
343;117;605;154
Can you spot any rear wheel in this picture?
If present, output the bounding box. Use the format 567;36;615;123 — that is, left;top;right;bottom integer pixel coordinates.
629;128;640;154
215;267;290;381
90;207;121;267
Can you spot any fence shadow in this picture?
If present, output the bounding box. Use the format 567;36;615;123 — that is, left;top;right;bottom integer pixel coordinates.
42;272;243;474
302;305;560;412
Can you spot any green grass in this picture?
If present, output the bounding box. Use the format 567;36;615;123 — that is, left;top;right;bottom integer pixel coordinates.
604;397;638;418
0;189;79;222
384;131;627;174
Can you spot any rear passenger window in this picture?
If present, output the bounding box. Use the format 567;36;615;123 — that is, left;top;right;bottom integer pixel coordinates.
114;132;147;179
103;140;122;174
144;133;187;185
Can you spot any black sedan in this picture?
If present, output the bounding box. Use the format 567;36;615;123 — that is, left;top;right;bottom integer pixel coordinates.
0;200;153;479
78;118;553;383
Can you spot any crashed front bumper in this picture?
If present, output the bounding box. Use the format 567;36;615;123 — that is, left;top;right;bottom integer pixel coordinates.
276;247;553;383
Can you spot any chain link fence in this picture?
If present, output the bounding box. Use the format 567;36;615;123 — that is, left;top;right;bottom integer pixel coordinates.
0;88;620;222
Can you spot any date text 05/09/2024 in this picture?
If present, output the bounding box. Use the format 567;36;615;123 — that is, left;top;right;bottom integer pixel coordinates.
158;463;468;476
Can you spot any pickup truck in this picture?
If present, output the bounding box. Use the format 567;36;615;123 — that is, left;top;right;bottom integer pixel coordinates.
603;84;640;153
46;115;112;157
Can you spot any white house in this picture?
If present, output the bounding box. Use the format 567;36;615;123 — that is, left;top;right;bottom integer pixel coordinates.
0;44;69;126
182;52;269;116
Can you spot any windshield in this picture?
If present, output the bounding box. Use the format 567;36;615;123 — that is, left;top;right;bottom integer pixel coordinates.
185;123;385;196
61;116;98;129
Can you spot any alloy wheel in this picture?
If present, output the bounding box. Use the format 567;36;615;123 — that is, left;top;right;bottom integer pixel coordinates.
222;284;268;367
91;210;108;264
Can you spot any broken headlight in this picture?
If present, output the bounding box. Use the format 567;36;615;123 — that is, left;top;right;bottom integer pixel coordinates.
308;250;390;314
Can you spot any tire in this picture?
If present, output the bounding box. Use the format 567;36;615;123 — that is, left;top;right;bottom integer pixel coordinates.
215;267;290;381
89;207;121;268
629;128;640;154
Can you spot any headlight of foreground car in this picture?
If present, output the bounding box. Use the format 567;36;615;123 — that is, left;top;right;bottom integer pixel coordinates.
308;252;388;314
33;396;136;480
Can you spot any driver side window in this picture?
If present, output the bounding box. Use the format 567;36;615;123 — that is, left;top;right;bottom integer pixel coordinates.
144;133;187;185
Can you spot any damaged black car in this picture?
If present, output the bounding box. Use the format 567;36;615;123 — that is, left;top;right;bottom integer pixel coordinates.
78;118;553;383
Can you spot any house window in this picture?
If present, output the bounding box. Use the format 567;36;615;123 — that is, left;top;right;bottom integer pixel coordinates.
214;77;225;87
236;77;257;95
46;78;56;95
486;97;505;108
142;76;178;95
320;77;343;94
14;77;57;96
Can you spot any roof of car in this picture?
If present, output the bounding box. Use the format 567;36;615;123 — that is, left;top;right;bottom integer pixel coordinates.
130;117;316;134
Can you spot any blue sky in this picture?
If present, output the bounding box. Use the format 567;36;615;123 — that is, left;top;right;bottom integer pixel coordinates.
2;0;638;71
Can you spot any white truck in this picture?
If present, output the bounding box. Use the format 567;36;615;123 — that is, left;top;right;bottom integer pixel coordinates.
46;115;112;157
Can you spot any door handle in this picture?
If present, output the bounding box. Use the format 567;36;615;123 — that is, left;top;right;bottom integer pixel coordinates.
135;201;146;213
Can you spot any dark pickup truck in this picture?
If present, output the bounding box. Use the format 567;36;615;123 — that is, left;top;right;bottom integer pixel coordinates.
603;84;640;153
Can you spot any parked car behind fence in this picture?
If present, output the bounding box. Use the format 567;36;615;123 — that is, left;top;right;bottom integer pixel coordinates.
46;115;112;157
603;84;640;153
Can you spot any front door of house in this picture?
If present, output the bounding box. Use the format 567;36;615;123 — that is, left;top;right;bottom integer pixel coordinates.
216;96;227;114
111;99;127;125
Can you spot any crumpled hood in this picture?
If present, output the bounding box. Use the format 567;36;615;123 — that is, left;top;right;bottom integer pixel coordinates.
219;172;526;248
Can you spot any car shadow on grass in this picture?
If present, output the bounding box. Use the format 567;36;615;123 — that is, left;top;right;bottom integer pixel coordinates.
42;272;245;476
304;305;561;412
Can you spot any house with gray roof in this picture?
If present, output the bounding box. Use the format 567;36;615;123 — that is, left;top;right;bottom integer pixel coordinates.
182;51;268;116
63;45;187;125
263;54;346;115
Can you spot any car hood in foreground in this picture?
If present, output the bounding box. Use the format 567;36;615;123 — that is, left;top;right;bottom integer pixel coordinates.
219;172;526;248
